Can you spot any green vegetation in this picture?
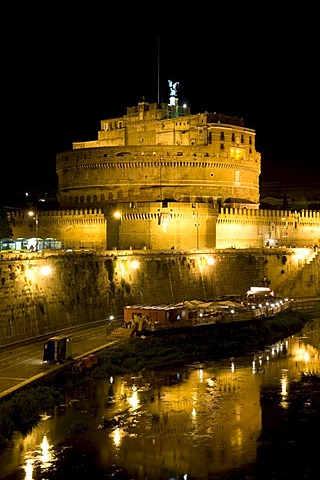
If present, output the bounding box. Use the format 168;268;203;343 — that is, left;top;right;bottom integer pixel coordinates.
91;310;307;377
0;386;63;448
0;205;13;239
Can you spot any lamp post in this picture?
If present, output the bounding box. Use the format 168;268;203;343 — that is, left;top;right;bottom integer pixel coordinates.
113;210;122;250
28;211;38;235
192;207;200;249
195;220;200;249
28;210;39;250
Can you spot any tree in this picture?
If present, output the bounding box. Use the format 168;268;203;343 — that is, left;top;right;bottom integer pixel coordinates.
0;206;13;239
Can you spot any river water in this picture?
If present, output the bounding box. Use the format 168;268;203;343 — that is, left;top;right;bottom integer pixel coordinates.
1;313;320;480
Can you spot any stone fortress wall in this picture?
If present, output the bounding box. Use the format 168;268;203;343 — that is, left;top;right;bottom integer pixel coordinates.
56;143;260;209
8;205;320;251
10;208;107;250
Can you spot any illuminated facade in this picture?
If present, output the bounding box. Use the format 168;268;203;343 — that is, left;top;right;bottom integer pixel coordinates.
8;86;320;249
56;95;261;210
54;87;262;250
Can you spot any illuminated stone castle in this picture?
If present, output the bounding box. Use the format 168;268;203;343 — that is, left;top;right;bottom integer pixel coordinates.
9;83;320;249
57;84;261;209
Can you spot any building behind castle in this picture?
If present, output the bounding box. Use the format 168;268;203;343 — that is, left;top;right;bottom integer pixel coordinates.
8;83;320;249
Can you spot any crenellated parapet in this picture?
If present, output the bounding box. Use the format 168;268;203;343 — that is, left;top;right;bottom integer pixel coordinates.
217;208;320;248
9;209;107;250
219;207;320;220
9;208;105;219
105;202;219;251
8;205;320;251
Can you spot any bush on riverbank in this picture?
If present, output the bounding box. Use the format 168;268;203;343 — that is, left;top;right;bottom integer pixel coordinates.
0;386;63;448
91;310;307;377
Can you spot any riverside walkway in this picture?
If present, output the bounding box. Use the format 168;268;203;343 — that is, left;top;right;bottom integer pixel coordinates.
0;322;130;399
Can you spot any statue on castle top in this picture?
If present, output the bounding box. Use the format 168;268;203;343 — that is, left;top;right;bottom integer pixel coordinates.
168;80;179;97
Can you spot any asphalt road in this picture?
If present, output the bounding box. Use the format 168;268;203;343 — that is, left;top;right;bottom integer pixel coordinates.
0;323;130;399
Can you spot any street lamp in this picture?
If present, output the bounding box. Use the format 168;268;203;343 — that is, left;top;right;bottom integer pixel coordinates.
114;210;122;221
111;210;122;250
28;210;38;230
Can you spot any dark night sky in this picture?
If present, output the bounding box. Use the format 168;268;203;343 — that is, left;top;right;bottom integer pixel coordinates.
2;6;318;196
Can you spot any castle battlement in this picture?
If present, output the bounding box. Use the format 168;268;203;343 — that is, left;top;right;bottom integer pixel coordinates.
219;208;320;224
9;204;320;251
9;208;105;219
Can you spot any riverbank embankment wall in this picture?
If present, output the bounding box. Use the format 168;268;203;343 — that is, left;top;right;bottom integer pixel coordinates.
0;249;319;347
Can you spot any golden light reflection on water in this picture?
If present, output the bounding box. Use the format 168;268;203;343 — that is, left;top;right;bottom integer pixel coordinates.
1;317;320;479
23;459;33;480
19;433;53;479
128;388;140;410
111;426;126;447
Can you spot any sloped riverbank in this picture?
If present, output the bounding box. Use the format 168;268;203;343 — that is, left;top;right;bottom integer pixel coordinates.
90;308;309;377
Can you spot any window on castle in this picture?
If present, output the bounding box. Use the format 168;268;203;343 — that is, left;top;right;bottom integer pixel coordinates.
241;135;244;143
249;147;252;154
220;143;225;150
208;132;212;143
249;136;252;145
160;213;170;225
220;132;225;141
232;133;235;142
